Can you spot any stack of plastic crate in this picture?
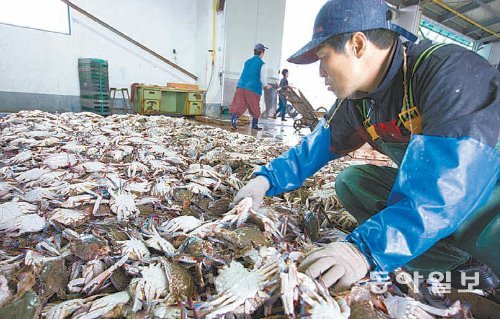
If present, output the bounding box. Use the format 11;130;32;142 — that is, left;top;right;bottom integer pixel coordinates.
78;58;110;115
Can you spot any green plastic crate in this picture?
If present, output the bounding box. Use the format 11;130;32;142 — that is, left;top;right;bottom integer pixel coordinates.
78;58;109;108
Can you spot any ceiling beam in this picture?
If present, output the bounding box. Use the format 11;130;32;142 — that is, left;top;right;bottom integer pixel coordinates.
437;0;495;23
431;0;500;40
422;7;440;21
464;17;500;35
423;8;480;39
477;32;500;43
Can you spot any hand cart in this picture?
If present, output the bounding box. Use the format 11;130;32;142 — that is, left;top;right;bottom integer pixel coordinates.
279;87;328;131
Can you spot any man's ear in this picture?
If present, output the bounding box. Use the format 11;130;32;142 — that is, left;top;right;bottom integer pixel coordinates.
350;32;368;58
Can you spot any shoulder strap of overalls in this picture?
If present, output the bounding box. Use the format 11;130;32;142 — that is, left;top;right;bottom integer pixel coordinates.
356;43;447;123
406;43;447;109
324;99;345;128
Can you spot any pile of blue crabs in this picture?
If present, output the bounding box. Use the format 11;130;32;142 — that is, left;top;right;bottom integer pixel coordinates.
0;111;476;318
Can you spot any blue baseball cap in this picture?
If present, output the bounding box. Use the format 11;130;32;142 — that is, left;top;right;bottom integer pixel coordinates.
254;43;269;51
288;0;417;64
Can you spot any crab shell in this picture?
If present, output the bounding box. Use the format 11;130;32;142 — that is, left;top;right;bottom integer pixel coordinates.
50;208;88;227
70;235;110;261
161;216;202;234
217;227;270;252
39;259;69;299
80;161;106;173
5;150;33;165
0;275;12;308
109;190;139;221
144;233;176;256
178;236;213;258
124;181;151;194
43;299;85;319
153;305;181;319
0;290;39;319
215;261;263;300
1;213;46;236
43;152;78;169
198;260;272;318
73;291;130;319
118;239;150;261
81;260;106;285
307;297;350;319
151;181;171;197
129;263;168;312
16;168;48;183
163;260;195;299
22;188;58;203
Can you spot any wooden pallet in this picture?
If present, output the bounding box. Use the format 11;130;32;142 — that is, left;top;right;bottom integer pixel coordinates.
195;116;211;123
213;118;230;125
239;115;251;123
195;116;235;126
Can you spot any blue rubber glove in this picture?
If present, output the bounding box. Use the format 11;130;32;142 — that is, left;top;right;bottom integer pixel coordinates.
255;118;340;196
349;135;499;273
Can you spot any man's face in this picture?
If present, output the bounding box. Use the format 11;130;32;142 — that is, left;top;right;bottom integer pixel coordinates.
317;43;361;99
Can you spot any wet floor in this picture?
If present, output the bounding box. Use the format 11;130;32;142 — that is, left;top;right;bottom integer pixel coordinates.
193;116;312;147
191;115;393;167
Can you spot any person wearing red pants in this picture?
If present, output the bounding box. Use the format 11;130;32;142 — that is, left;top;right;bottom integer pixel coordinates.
229;43;271;131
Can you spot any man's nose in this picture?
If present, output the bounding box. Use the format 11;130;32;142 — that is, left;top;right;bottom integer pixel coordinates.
319;61;327;78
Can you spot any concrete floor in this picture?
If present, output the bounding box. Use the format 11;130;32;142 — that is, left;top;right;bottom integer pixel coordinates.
198;116;311;148
194;115;393;166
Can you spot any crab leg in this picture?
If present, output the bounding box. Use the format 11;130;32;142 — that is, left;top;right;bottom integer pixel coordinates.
201;294;240;318
0;254;23;265
82;254;128;295
91;195;102;216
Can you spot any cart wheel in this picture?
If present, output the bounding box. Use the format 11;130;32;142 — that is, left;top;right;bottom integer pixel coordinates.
293;119;303;131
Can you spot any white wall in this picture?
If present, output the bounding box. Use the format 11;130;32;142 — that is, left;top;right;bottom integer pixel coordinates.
224;0;285;82
477;43;493;62
0;0;287;113
480;42;500;69
197;0;226;106
222;0;286;108
489;42;500;68
280;0;333;110
0;0;205;110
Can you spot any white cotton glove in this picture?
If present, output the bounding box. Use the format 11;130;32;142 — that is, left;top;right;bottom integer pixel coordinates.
385;295;462;318
298;242;370;292
233;176;270;210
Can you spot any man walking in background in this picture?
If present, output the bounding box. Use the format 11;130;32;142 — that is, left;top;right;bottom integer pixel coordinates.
274;69;289;121
229;43;271;131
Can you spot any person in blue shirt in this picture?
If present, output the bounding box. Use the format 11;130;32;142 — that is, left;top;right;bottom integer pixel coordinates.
234;0;499;292
229;43;271;131
274;69;289;121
